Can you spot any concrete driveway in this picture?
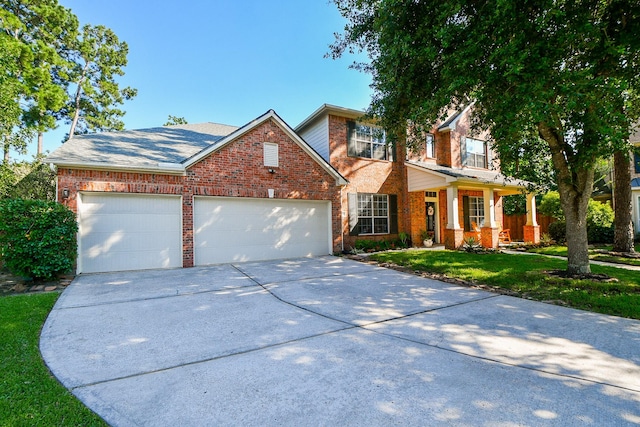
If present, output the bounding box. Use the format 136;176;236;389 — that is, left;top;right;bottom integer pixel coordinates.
41;256;640;426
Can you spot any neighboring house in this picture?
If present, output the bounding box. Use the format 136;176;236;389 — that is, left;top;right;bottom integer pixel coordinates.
631;129;640;236
46;110;347;274
295;104;539;250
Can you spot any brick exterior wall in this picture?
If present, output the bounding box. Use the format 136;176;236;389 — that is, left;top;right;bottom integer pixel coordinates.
327;114;409;250
57;118;343;267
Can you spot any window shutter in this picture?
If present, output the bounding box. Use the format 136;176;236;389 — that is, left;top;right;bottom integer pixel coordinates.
347;121;356;157
460;137;467;166
264;142;278;167
463;195;471;231
635;152;640;173
348;193;360;236
389;194;398;234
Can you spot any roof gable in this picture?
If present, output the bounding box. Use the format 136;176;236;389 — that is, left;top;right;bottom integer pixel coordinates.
185;110;347;185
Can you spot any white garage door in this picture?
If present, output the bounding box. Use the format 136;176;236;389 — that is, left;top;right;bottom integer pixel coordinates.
194;197;331;265
78;193;182;273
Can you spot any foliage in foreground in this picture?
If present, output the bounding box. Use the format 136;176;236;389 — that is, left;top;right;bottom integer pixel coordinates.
0;199;77;279
331;0;640;274
370;250;640;320
0;293;106;426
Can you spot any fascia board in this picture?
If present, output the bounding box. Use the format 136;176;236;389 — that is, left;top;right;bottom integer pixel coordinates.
49;161;186;175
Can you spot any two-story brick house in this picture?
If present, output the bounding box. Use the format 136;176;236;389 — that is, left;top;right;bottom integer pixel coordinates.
47;105;540;274
296;104;539;250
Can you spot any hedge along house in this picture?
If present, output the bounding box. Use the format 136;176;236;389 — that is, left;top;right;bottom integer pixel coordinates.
46;110;347;274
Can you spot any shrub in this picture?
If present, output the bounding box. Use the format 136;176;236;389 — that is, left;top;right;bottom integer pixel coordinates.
0;199;77;279
587;225;614;244
548;221;566;244
538;191;564;220
586;200;614;228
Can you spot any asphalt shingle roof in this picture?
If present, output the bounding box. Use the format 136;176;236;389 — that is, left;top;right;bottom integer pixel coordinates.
46;122;239;167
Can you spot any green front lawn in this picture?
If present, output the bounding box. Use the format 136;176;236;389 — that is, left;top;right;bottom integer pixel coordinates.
528;245;640;267
0;293;106;427
370;250;640;320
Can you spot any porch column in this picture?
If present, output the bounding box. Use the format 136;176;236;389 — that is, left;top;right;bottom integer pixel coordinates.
444;186;464;249
524;193;540;243
481;188;499;248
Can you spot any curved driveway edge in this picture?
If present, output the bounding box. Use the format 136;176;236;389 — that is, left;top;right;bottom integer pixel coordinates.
41;256;640;426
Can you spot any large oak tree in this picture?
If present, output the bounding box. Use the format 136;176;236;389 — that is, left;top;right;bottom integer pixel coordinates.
331;0;640;274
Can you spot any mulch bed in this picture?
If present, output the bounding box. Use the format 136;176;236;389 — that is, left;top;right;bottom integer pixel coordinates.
0;270;73;296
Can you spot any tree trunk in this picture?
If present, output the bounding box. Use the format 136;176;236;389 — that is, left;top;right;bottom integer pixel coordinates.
561;185;592;274
538;121;593;274
612;149;635;253
37;132;43;155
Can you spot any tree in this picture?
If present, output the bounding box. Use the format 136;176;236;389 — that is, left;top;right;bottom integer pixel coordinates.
164;115;188;126
64;24;137;138
612;149;635;253
331;0;640;274
0;0;78;160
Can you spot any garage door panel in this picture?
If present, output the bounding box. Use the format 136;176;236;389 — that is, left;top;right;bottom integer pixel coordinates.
79;194;182;273
194;197;330;265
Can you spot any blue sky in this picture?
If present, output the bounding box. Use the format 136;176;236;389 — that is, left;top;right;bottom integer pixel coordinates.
27;0;372;158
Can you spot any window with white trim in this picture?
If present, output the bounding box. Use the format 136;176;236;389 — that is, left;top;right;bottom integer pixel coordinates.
348;122;388;160
464;138;487;168
425;133;435;158
468;196;485;228
357;193;389;234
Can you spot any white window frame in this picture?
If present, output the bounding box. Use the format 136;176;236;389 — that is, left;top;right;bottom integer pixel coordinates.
349;123;388;160
425;133;435;158
469;196;485;227
465;137;487;168
357;193;389;235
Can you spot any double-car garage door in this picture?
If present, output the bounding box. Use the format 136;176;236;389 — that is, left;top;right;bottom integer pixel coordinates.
78;193;331;273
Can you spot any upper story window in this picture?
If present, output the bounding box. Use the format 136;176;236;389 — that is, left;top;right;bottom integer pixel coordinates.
464;137;487;169
347;122;389;161
425;133;435;158
634;151;640;174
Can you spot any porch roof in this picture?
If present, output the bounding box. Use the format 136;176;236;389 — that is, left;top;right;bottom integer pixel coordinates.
406;160;528;194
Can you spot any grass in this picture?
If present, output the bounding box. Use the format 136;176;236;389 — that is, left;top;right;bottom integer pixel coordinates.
0;293;107;427
528;244;640;267
370;250;640;320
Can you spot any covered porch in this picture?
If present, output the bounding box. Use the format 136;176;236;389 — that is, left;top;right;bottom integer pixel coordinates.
406;162;540;249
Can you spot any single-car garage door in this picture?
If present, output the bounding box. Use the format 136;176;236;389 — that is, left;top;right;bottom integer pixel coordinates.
78;193;182;273
194;197;331;265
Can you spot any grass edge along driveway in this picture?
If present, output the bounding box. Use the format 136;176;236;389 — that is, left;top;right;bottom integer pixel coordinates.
369;250;640;320
0;292;107;427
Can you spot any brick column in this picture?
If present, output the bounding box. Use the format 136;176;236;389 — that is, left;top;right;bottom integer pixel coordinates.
525;193;540;244
444;228;464;249
481;227;499;248
524;225;540;244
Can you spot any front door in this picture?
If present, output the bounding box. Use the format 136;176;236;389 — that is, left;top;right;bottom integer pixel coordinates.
425;201;437;243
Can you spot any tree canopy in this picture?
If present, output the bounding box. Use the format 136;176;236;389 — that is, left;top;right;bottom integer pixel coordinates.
1;0;136;158
331;0;640;274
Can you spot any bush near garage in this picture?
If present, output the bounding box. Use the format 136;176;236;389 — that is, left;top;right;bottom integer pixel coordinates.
0;199;77;280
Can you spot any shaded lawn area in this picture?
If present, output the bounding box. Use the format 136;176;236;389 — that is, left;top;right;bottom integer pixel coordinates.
0;293;107;427
528;245;640;267
370;250;640;320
